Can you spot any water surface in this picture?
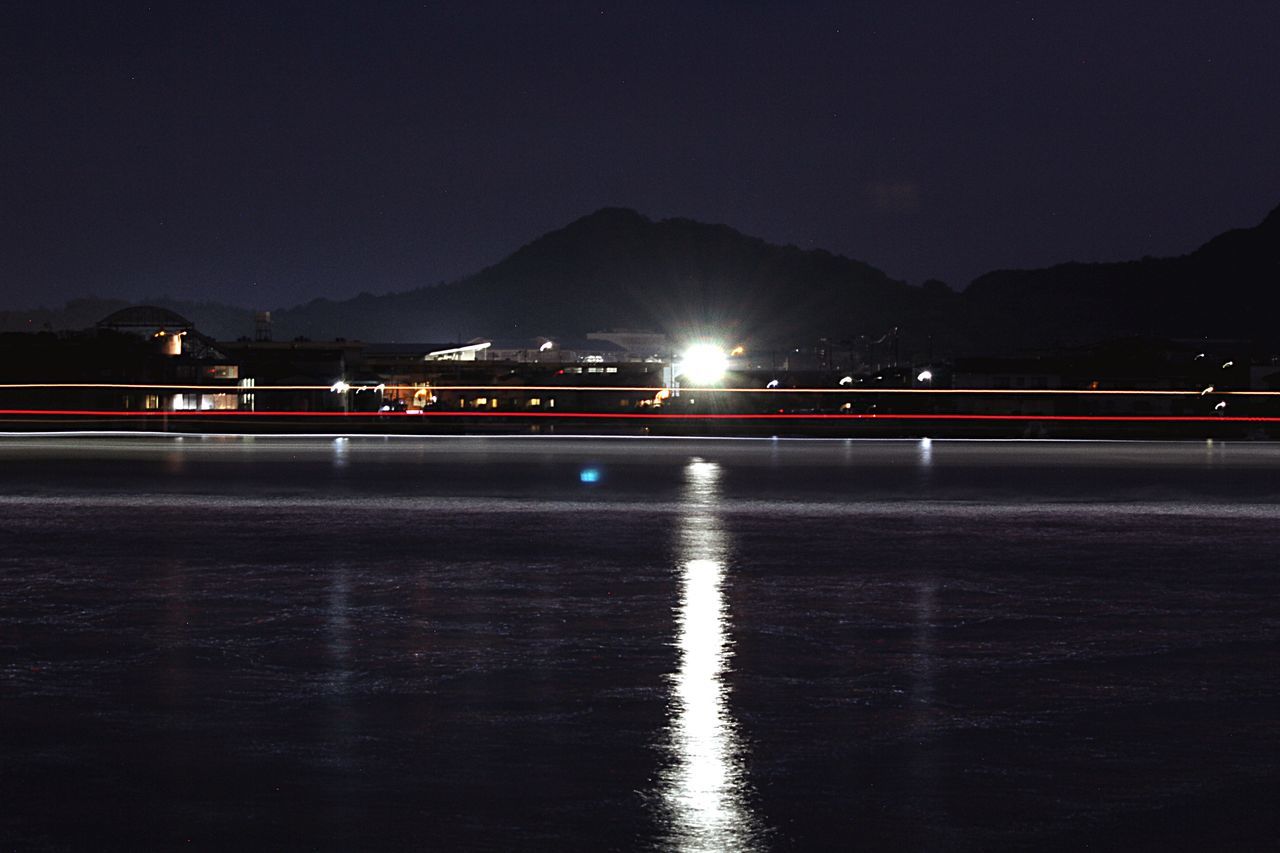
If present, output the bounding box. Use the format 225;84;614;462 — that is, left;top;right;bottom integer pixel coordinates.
1;436;1277;850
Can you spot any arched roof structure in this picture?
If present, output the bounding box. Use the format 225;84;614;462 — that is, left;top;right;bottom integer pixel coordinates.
97;305;194;332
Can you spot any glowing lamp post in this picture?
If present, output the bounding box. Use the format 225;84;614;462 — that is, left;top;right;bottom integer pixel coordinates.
330;379;351;412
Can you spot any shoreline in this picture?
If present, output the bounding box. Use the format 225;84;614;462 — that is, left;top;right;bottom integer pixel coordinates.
0;414;1277;441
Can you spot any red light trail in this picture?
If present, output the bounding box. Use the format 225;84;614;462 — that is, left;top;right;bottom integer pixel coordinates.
1;410;1278;424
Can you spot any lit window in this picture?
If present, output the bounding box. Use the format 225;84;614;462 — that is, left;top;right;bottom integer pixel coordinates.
200;393;237;411
528;398;542;407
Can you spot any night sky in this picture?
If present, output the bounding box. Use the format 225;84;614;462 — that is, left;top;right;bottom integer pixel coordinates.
3;0;1278;310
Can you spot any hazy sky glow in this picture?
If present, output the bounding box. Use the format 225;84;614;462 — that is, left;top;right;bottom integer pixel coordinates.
2;0;1277;308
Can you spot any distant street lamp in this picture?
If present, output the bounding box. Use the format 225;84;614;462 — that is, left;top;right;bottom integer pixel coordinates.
330;379;351;413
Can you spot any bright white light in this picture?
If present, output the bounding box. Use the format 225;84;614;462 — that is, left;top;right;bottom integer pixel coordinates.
657;459;761;851
1221;361;1234;369
539;340;554;352
1201;386;1214;395
330;380;351;393
917;369;933;382
1214;401;1227;411
680;344;728;386
839;376;853;386
765;379;779;389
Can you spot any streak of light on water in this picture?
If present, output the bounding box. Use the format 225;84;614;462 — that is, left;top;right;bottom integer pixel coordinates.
655;458;764;851
1;436;1278;851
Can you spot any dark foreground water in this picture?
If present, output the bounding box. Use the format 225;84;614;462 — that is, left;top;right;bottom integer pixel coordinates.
1;435;1278;852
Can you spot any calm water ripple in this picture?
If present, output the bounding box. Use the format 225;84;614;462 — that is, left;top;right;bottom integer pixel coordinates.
1;436;1278;851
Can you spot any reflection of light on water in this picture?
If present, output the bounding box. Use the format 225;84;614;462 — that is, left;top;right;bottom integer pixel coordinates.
324;565;357;770
916;436;935;488
163;449;186;476
910;578;937;733
907;576;941;843
158;558;191;704
668;556;748;849
327;565;352;677
658;459;762;851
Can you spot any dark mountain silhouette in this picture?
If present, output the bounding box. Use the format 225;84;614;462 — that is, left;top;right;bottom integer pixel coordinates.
266;208;946;349
3;204;1277;354
961;203;1280;350
264;202;1280;352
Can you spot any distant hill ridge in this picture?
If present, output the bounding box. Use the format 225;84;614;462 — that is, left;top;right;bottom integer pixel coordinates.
962;202;1280;348
264;207;926;346
3;203;1278;353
